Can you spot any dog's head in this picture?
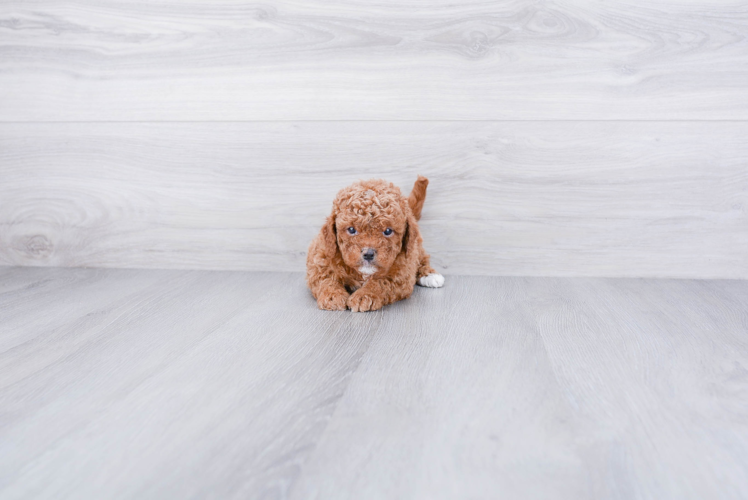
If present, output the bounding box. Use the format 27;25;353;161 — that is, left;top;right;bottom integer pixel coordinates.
321;179;419;277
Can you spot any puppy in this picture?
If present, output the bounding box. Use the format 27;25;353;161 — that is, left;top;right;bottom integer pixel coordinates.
306;176;444;312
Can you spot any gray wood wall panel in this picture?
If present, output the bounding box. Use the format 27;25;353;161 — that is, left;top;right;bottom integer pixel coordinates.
1;0;747;120
1;122;746;278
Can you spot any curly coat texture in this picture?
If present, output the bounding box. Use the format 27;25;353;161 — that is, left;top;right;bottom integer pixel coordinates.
306;177;441;312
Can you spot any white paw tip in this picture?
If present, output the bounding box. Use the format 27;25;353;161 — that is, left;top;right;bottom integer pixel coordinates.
419;273;445;288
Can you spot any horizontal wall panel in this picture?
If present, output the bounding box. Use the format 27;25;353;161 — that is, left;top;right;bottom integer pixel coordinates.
1;1;747;121
1;122;746;278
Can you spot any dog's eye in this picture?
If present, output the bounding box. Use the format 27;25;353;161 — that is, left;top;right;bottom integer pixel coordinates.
383;228;393;236
347;227;357;235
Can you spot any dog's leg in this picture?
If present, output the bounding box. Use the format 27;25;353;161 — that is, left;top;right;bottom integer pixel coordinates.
348;276;408;312
418;273;445;288
415;253;444;288
311;278;349;311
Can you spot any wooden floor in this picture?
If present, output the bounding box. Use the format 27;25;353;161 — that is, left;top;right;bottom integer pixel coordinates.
1;267;747;499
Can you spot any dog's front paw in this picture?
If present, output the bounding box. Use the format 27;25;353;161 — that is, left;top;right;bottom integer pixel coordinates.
317;291;349;311
348;290;385;312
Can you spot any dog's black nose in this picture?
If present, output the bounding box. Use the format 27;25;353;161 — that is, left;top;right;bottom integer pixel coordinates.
362;249;376;261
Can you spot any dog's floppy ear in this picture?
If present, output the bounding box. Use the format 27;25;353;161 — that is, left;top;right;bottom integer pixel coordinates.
320;214;339;258
401;209;421;257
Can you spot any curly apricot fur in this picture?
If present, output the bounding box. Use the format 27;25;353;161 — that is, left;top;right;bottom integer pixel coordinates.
306;177;438;312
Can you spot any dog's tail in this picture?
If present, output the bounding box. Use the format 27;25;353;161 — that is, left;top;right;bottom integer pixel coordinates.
408;175;429;221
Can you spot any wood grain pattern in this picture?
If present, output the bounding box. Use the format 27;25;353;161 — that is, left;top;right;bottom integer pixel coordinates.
1;268;747;498
1;122;746;278
291;275;748;499
1;0;747;120
0;268;380;498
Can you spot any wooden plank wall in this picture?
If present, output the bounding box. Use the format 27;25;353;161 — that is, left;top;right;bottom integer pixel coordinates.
1;0;747;277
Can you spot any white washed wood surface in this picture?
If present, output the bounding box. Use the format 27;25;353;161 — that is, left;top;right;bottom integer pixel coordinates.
1;0;747;120
291;275;748;500
1;268;747;499
1;122;746;278
0;268;381;499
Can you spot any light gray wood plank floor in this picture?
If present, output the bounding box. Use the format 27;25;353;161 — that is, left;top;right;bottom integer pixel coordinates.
1;267;747;499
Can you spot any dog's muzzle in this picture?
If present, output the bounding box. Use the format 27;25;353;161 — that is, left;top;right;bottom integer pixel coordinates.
362;248;376;262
